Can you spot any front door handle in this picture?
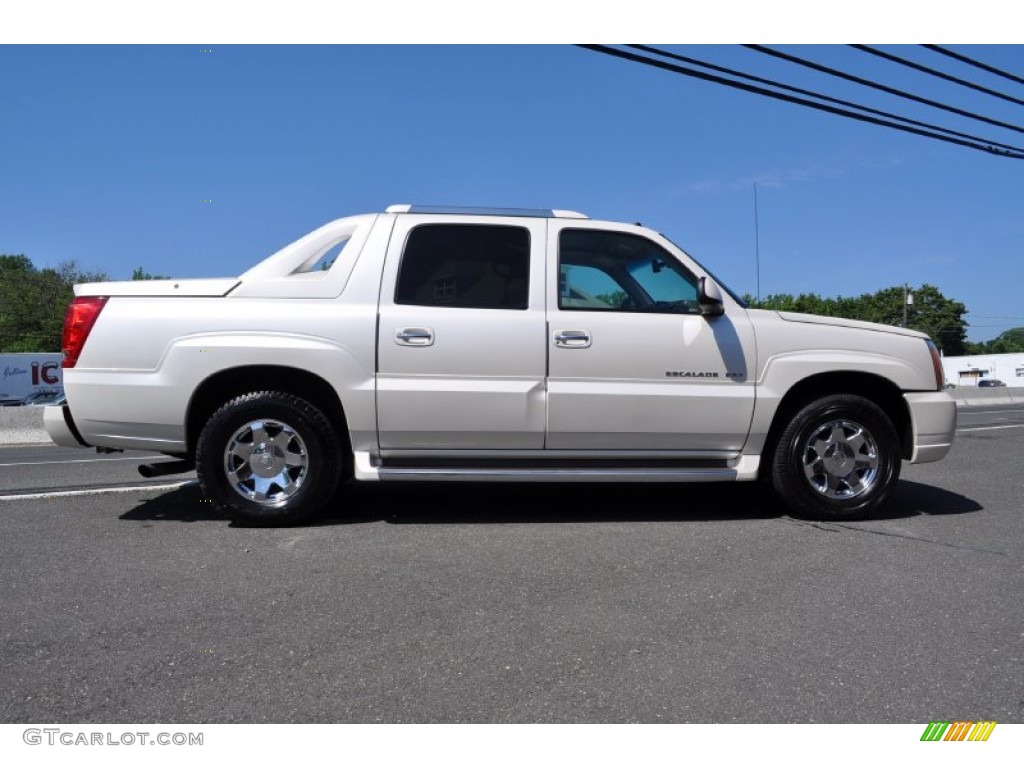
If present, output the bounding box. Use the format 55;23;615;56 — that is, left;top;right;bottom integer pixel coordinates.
395;327;434;346
554;330;591;348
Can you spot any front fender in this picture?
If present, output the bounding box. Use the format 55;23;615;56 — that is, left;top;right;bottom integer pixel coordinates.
744;350;931;457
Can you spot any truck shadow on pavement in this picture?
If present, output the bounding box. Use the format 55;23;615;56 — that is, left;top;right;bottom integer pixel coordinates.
119;478;982;526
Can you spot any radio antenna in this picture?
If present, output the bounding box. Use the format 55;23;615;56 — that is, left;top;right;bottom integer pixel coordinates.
753;182;761;303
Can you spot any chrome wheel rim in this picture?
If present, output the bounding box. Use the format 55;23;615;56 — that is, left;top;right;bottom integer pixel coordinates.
223;419;309;507
801;419;880;499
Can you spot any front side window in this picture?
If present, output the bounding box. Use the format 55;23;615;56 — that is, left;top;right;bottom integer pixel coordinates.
395;224;530;310
559;229;699;314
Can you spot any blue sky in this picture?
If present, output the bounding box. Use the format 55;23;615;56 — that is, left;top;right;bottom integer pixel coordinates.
1;43;1021;341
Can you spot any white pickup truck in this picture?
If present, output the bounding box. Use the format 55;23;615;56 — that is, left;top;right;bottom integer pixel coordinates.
46;205;956;525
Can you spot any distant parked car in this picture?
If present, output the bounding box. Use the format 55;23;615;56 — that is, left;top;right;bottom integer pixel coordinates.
978;379;1006;388
21;390;65;405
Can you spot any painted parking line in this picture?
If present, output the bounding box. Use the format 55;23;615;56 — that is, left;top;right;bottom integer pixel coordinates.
0;480;195;502
0;456;157;468
956;424;1024;433
959;408;1024;415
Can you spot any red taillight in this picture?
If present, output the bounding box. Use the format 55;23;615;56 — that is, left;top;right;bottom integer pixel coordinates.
62;296;108;368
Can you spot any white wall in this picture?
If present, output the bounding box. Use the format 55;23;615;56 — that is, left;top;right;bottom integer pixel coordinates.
941;352;1024;387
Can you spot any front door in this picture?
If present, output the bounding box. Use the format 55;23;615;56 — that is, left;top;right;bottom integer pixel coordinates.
546;223;756;453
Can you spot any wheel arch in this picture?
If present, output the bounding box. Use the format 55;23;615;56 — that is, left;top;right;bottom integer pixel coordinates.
759;371;912;480
186;365;350;456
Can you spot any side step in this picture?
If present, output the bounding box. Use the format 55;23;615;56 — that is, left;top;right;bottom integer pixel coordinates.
353;452;760;483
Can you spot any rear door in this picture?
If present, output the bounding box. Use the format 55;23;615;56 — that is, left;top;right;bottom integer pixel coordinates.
376;215;547;450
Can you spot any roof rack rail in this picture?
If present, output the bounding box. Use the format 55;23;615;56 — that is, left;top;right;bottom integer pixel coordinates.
385;204;588;219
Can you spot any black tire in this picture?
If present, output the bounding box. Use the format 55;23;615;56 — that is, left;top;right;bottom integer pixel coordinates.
196;391;343;526
770;394;901;520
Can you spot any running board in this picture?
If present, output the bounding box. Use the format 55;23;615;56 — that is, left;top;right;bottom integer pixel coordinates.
353;451;760;482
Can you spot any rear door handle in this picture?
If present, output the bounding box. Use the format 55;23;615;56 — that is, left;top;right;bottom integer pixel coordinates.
554;330;591;348
395;327;434;346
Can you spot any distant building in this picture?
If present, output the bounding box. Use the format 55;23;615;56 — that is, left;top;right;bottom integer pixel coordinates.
941;352;1024;387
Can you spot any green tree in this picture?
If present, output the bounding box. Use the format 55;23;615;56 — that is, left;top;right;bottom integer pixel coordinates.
745;284;968;355
965;327;1024;354
0;255;108;352
132;267;171;280
595;290;628;308
899;284;968;356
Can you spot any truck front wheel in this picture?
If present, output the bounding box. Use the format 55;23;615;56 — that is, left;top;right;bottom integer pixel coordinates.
196;391;342;526
771;394;901;520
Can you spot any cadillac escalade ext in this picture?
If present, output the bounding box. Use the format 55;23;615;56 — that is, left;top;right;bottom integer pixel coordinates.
46;205;957;525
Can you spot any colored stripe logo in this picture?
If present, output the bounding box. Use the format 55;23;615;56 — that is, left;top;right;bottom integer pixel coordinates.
921;721;997;741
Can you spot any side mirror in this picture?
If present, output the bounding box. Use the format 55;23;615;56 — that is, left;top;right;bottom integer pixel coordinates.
698;276;725;317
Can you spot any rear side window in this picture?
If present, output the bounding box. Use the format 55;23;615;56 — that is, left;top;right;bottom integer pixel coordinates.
395;224;530;310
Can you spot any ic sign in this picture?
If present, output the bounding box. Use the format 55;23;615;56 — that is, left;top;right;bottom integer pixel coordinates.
32;361;60;386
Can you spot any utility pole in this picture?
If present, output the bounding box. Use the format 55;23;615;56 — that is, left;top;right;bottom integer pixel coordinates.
903;283;914;327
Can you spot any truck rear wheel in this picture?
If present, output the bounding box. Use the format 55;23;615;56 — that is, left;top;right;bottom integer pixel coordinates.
196;391;342;526
771;394;901;520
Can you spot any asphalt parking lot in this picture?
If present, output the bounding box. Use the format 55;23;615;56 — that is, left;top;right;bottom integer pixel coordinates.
0;405;1021;723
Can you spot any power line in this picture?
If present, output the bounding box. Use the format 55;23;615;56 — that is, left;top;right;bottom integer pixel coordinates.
922;45;1024;87
850;44;1024;107
578;45;1024;159
743;44;1024;136
627;44;1024;155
